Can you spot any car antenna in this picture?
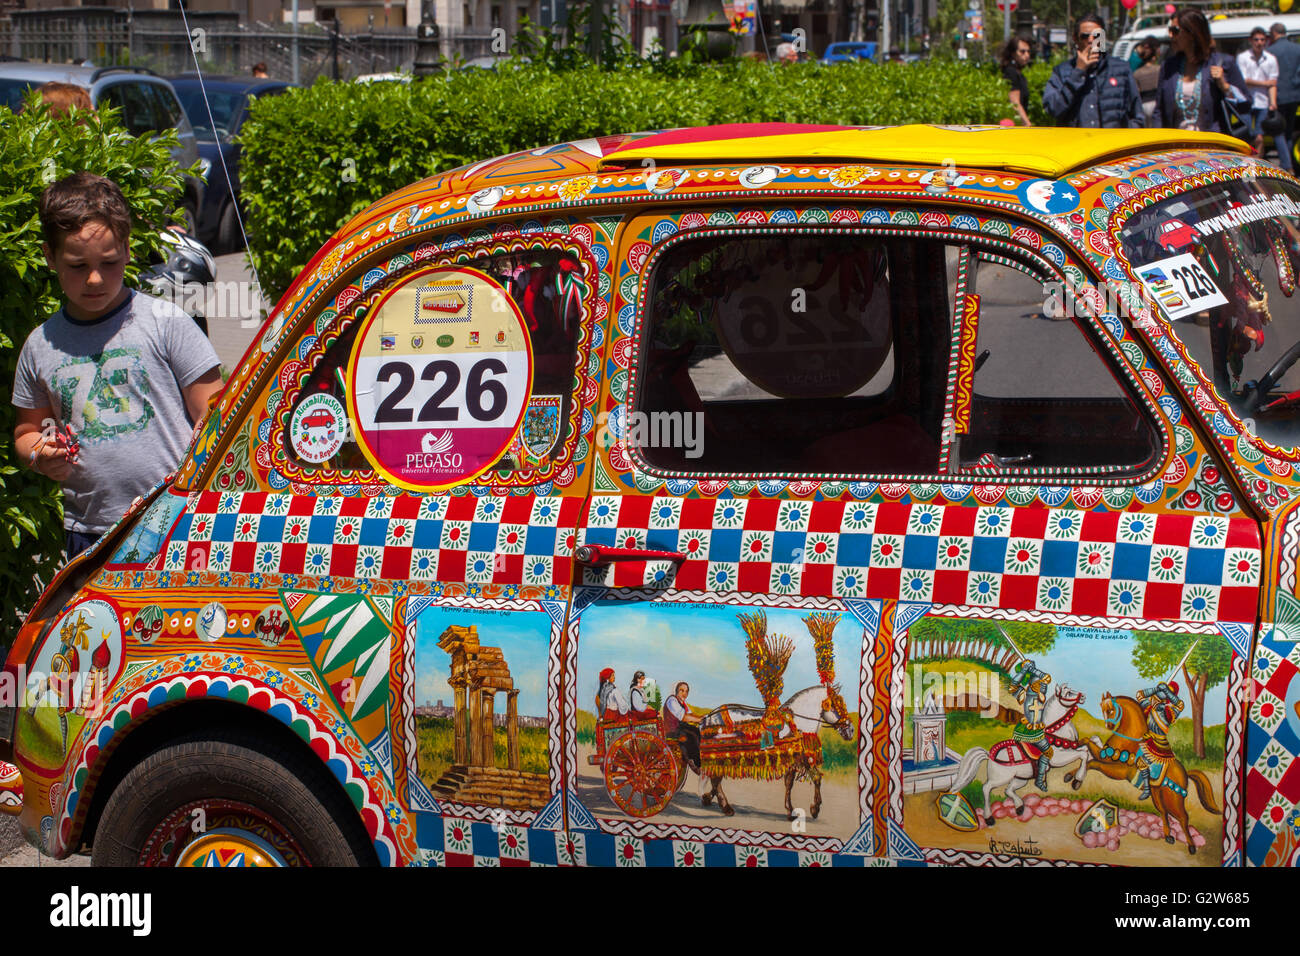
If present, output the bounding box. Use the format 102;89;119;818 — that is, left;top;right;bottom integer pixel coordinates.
175;0;269;325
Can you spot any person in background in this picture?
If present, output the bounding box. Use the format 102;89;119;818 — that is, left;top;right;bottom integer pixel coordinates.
1153;8;1249;133
1238;27;1278;155
251;62;269;78
1043;13;1144;128
1000;36;1034;126
1270;22;1300;172
775;42;798;64
1132;38;1162;122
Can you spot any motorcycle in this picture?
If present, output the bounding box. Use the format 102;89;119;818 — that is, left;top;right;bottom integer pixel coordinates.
141;228;216;336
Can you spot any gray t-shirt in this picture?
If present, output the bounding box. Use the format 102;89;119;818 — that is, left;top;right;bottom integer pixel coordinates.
13;290;219;534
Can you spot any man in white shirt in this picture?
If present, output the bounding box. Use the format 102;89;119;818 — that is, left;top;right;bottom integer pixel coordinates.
664;682;702;776
1239;26;1279;154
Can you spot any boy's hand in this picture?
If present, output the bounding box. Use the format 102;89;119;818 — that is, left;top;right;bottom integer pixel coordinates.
33;435;75;481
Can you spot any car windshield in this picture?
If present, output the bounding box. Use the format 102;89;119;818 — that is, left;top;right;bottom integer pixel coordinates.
1119;177;1300;452
175;88;245;141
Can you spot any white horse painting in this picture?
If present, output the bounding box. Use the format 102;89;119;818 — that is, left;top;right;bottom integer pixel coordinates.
946;685;1091;822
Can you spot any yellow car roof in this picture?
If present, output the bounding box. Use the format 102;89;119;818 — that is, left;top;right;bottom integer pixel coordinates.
601;124;1251;178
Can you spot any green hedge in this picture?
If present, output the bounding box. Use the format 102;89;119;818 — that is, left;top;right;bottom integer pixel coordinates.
241;59;1015;303
0;94;190;645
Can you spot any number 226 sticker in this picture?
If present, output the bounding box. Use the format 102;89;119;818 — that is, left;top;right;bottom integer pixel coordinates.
1135;253;1227;322
347;265;533;490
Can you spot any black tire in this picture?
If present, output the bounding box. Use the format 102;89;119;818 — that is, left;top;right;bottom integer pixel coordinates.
216;199;242;254
91;729;374;866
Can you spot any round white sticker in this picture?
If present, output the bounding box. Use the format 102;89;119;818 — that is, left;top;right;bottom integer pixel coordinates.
290;392;348;464
347;265;533;490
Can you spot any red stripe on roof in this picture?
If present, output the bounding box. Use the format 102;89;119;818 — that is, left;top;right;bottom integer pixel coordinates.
617;123;855;152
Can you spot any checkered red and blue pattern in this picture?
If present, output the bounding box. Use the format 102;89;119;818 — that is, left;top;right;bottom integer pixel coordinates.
415;816;872;867
1244;627;1300;866
165;491;581;585
580;497;1261;624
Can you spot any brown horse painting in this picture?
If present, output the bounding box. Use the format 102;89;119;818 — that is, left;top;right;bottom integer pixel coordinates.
1083;693;1220;854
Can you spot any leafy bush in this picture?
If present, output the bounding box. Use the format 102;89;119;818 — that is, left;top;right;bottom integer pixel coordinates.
0;94;191;645
1023;57;1062;128
241;59;1014;302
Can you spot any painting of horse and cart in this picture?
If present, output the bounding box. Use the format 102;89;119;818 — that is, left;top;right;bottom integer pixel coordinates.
901;615;1231;866
577;601;860;836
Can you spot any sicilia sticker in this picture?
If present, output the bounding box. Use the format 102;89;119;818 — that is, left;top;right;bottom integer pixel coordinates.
347;265;534;490
290;392;348;464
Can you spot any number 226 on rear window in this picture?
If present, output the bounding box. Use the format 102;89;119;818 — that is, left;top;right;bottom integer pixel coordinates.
345;266;534;490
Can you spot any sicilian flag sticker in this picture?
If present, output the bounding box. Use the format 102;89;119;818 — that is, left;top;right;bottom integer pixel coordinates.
348;265;533;490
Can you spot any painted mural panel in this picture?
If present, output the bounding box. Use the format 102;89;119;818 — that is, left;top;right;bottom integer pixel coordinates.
575;595;861;838
899;614;1235;865
412;604;554;811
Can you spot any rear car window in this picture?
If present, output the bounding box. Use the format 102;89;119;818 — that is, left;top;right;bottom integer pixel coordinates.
964;256;1162;473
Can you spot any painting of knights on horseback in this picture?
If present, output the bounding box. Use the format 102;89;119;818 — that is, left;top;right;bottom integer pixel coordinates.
932;621;1222;857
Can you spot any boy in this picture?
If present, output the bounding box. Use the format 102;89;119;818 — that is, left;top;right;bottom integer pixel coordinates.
13;173;223;559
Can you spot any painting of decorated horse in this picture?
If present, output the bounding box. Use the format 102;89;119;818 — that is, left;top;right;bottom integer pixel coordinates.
698;682;855;819
695;611;855;820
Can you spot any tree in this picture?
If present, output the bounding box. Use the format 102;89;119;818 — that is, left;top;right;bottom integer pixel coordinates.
907;616;1056;661
1131;632;1232;759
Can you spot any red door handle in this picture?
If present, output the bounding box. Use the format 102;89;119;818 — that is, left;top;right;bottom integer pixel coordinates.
573;545;688;564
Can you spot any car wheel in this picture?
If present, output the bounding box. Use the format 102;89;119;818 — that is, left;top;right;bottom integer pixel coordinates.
91;729;374;866
216;199;242;253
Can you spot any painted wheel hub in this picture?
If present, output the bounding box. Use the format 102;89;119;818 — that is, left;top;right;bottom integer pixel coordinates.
176;828;289;867
139;799;307;867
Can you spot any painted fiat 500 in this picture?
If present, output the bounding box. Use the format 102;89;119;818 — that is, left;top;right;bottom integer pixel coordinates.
4;124;1300;868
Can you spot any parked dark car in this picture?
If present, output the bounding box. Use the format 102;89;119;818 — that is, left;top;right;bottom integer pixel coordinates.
169;74;293;252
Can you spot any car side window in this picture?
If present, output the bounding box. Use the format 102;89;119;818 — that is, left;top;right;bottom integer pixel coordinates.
150;84;184;130
98;82;157;136
636;232;955;476
960;256;1161;474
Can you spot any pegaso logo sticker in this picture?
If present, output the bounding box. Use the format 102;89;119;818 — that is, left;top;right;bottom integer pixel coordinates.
1019;178;1082;215
290;392;347;464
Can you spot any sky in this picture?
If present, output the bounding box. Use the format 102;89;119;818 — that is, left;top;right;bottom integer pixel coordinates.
414;605;553;719
1023;630;1228;723
577;601;863;716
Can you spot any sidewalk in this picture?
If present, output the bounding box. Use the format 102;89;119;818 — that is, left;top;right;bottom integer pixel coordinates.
208;251;269;374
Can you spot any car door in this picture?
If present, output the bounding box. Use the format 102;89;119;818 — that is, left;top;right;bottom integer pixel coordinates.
569;198;1260;867
165;223;606;864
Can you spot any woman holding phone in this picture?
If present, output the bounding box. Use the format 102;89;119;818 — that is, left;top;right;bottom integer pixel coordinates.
1152;8;1250;132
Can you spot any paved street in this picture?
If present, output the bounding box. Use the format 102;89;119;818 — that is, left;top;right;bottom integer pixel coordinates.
208;251;268;373
0;816;89;866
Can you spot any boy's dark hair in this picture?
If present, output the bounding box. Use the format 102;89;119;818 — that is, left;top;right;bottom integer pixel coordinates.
39;172;131;252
